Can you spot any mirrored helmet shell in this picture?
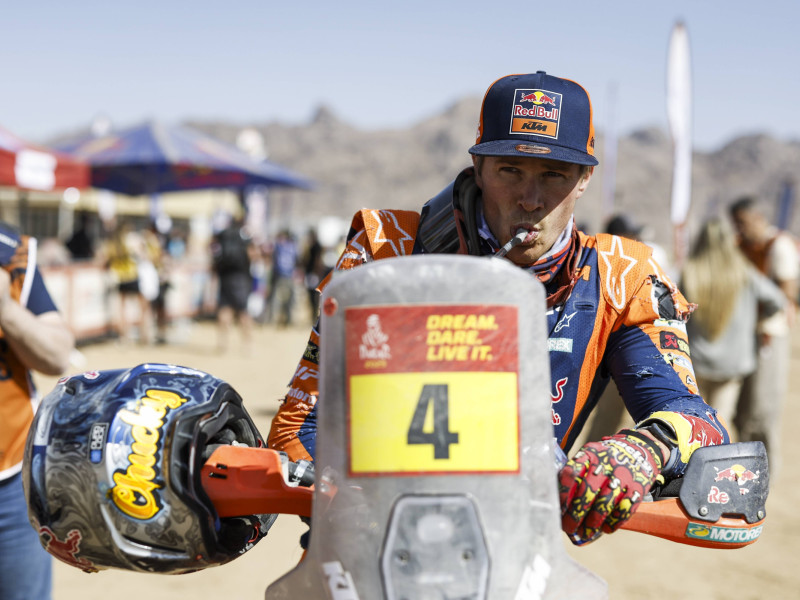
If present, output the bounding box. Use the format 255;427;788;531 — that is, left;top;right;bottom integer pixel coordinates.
23;363;273;574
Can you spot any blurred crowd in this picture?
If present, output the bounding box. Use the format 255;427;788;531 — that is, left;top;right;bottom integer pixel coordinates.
208;217;338;353
36;209;343;351
586;198;799;479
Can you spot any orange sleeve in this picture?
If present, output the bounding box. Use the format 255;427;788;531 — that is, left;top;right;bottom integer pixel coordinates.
267;209;420;462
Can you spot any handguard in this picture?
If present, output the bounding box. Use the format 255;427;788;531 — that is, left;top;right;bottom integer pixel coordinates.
201;446;314;519
622;441;768;548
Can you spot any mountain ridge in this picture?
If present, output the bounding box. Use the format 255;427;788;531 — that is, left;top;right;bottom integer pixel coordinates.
184;97;800;249
51;96;800;249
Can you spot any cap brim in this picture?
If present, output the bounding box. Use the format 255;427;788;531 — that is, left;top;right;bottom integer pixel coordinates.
469;140;598;166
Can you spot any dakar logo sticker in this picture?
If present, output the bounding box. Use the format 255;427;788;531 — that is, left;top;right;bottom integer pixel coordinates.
359;314;391;361
510;89;562;139
111;388;188;520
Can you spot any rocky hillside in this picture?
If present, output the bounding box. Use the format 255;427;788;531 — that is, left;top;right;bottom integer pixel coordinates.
186;99;800;248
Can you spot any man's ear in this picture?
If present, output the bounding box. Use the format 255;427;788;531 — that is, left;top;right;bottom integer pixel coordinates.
471;155;483;189
577;166;594;195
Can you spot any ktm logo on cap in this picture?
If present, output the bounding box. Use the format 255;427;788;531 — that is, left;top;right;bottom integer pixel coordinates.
510;89;561;139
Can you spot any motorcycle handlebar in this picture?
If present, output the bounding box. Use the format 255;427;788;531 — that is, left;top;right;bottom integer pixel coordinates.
200;444;763;550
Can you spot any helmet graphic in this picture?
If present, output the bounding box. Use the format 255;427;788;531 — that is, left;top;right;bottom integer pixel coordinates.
23;363;275;574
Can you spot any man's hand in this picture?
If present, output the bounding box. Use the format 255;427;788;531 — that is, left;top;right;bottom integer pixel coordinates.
0;266;74;375
559;430;665;545
0;268;11;314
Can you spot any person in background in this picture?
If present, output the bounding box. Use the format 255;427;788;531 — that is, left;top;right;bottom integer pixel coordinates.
211;217;254;354
142;223;171;345
604;214;642;240
0;223;74;600
681;218;785;442
65;210;95;261
301;228;328;324
729;197;799;476
100;219;152;344
606;213;672;274
167;224;187;260
269;229;299;327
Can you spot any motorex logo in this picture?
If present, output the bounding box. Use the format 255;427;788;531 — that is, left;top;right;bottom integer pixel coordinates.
686;522;763;543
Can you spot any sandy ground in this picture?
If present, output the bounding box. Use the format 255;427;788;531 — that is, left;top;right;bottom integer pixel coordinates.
37;315;800;600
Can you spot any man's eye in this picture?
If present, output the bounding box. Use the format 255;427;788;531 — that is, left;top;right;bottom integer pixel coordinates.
499;166;519;174
544;171;565;178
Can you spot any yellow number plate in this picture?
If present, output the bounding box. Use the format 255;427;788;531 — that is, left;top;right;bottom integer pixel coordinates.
349;371;519;475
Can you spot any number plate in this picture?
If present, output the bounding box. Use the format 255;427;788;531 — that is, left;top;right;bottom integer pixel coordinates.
346;305;520;476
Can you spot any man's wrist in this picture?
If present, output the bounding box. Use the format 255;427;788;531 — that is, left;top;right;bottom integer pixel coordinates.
614;428;666;469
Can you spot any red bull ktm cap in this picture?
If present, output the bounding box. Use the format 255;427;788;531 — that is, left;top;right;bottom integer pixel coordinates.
469;71;598;166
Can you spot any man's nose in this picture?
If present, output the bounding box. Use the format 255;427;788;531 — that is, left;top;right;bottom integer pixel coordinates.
518;179;544;212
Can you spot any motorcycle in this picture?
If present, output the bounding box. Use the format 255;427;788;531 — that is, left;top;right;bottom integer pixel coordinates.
24;255;768;599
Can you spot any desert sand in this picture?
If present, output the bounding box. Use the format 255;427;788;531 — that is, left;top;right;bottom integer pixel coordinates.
38;317;799;600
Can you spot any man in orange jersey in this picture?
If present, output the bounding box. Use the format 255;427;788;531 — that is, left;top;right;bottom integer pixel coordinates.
0;223;74;599
268;71;728;544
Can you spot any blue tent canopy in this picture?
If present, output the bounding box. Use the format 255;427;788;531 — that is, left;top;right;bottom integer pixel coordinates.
55;121;314;196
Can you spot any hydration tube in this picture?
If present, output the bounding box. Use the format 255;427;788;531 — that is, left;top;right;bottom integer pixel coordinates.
494;228;529;258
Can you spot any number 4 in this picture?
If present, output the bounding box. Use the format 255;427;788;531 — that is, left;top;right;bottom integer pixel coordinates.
407;384;459;459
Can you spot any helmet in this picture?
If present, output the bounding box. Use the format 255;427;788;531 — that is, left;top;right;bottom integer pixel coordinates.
416;168;483;257
23;363;275;574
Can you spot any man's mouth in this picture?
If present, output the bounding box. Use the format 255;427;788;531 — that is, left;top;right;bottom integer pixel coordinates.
494;227;539;258
511;226;539;245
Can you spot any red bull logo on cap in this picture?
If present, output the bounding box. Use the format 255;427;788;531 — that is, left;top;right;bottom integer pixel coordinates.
510;89;562;139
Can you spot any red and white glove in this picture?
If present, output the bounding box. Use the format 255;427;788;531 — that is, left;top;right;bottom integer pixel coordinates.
558;429;665;545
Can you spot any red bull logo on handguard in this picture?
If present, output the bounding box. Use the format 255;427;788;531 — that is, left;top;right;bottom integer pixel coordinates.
714;463;760;495
714;464;759;484
511;89;562;138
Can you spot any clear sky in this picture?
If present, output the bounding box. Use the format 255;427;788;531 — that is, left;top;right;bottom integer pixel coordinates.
3;1;797;151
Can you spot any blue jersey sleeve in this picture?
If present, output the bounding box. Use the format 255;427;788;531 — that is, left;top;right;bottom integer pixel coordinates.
605;321;730;477
26;268;58;315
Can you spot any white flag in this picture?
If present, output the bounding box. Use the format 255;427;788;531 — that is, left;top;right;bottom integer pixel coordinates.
667;21;693;264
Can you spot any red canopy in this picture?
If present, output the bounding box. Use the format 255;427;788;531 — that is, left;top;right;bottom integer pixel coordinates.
0;126;90;191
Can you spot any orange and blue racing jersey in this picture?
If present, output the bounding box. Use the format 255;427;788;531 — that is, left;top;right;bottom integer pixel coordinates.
268;209;728;478
0;226;59;480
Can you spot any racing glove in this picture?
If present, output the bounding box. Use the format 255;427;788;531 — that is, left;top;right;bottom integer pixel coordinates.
559;429;665;545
